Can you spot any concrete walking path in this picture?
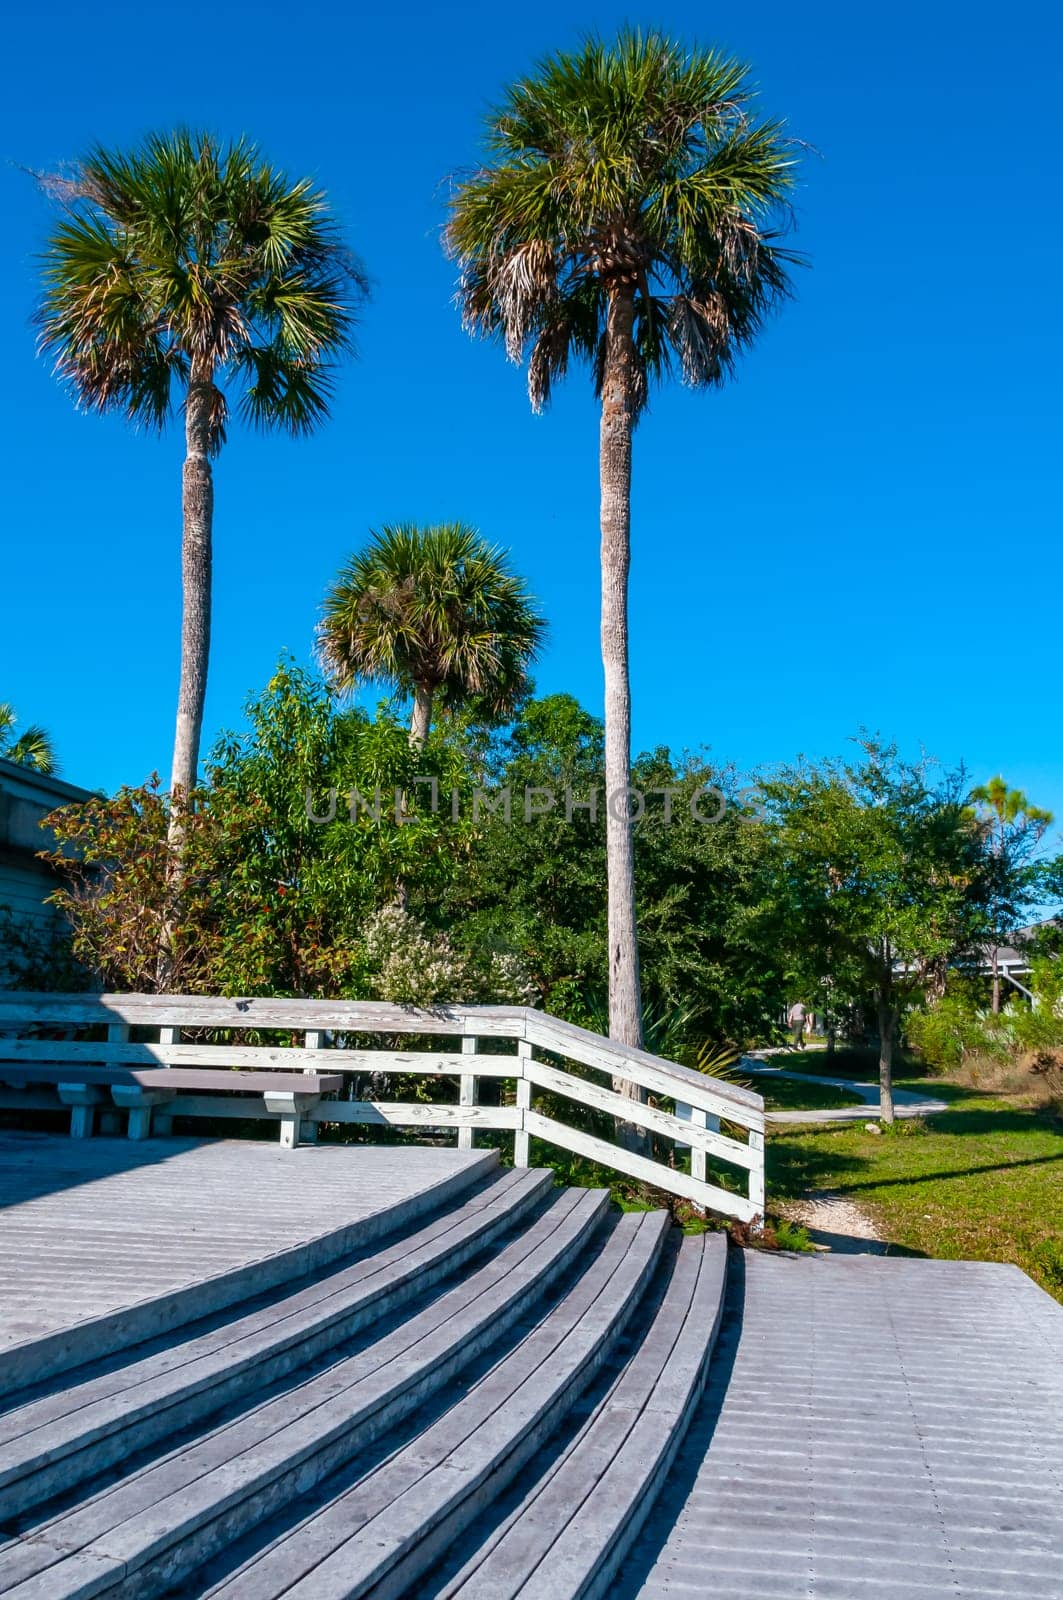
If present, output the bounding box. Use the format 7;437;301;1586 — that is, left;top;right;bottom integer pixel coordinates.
741;1056;949;1125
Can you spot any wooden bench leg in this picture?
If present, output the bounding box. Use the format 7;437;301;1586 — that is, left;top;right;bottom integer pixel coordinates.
263;1091;321;1149
111;1086;177;1141
57;1084;108;1139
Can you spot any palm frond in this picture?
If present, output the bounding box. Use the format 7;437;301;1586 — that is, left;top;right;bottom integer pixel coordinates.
318;523;545;724
36;130;366;441
447;29;803;418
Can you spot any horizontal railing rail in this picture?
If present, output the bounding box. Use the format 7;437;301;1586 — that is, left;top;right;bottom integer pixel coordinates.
0;994;765;1224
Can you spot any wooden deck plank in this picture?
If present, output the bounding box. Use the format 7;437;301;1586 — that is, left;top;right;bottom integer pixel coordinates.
0;1133;496;1386
617;1252;1063;1600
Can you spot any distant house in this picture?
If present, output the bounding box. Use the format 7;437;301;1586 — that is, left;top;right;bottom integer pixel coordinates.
0;756;95;957
975;921;1058;1001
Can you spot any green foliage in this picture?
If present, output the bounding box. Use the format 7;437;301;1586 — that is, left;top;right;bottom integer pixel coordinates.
446;29;801;416
440;693;608;1014
770;1219;815;1252
632;749;786;1043
905;979;991;1070
441;696;786;1041
758;738;1004;1045
37;131;364;444
42;662;504;998
0;702;58;774
319;523;545;728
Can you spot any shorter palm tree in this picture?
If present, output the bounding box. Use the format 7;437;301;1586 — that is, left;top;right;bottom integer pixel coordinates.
319;523;545;745
0;703;58;774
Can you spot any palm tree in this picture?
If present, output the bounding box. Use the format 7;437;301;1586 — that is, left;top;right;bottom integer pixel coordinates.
37;131;364;804
0;703;58;774
319;522;544;746
446;30;800;1053
970;776;1053;1011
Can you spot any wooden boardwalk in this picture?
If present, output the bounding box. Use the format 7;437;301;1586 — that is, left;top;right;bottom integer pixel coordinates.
619;1250;1063;1600
0;1132;1059;1598
0;1131;495;1384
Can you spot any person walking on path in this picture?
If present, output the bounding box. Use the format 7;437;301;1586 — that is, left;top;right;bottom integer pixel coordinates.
788;1001;808;1049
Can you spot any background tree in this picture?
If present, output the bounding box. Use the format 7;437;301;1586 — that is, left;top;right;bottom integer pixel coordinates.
37;131;364;803
0;702;58;774
968;776;1054;1011
760;739;999;1121
319;522;544;747
447;29;800;1058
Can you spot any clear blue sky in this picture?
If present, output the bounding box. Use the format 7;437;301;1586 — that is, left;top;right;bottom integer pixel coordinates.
3;0;1061;826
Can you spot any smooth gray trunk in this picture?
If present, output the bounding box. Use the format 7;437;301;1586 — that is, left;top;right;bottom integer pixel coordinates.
170;369;215;799
159;368;214;986
599;284;644;1133
409;684;433;749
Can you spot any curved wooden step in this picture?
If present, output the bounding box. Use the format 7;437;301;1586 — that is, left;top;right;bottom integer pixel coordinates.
0;1188;610;1598
194;1210;671;1600
432;1232;728;1600
0;1168;553;1522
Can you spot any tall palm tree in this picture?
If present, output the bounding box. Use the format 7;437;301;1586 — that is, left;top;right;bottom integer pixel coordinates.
446;30;800;1053
37;131;364;804
319;522;544;747
0;703;58;774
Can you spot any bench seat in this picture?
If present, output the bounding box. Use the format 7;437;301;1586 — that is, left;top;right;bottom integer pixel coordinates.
0;1062;343;1144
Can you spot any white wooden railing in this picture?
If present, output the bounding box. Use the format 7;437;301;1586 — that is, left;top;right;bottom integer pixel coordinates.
0;994;766;1225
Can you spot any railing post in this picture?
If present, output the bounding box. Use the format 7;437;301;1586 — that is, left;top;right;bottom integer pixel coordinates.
514;1039;531;1167
748;1129;765;1221
302;1030;322;1144
690;1107;706;1185
91;1021;130;1136
152;1025;174;1137
458;1034;478;1150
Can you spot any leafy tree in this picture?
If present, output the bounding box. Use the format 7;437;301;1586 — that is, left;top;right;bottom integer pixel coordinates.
319;523;545;747
444;697;787;1046
0;702;58;774
43;663;484;995
447;30;800;1057
441;694;609;1015
37;132;364;801
968;776;1054;1011
760;739;999;1120
632;748;786;1045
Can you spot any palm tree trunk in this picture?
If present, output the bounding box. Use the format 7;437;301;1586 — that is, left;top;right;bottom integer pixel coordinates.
170;366;215;799
409;684;434;749
599;283;644;1118
159;367;214;986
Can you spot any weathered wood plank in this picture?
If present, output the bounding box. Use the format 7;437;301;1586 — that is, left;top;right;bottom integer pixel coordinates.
522;1109;759;1223
0;1040;519;1077
523;1059;756;1172
525;1011;764;1117
307;1102;521;1129
748;1129;765;1217
458;1035;478;1152
0;994;527;1037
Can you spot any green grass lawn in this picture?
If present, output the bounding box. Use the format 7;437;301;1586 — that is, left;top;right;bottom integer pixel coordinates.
767;1077;1063;1301
765;1045;923;1081
752;1074;865;1112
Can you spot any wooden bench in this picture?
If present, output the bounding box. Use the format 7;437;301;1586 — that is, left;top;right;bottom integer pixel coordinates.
0;1014;343;1147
